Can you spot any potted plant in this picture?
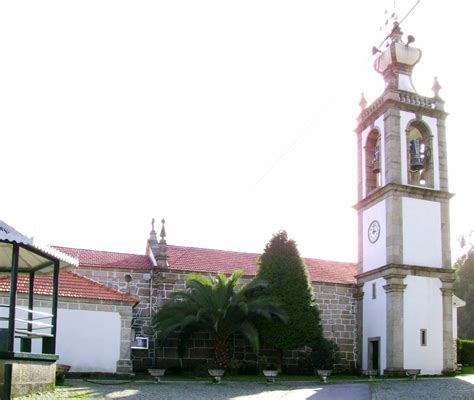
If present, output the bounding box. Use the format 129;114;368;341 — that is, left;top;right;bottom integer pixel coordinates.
207;361;225;384
363;369;378;380
311;339;340;383
259;355;279;384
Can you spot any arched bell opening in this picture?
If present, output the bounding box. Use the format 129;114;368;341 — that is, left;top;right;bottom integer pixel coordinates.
406;121;433;187
365;129;382;194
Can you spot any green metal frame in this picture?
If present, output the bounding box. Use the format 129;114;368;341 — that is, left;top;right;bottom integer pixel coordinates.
1;242;62;400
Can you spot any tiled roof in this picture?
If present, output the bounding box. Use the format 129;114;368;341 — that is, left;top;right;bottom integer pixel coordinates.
55;246;153;270
167;245;357;285
54;245;357;285
0;272;138;303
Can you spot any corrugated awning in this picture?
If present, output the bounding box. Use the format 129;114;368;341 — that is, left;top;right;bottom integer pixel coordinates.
0;220;78;273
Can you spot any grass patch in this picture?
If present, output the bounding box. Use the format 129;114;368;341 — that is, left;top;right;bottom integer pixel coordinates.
460;366;474;375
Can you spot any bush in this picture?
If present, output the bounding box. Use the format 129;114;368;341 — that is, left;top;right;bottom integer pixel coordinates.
311;339;340;370
256;231;324;353
458;338;474;366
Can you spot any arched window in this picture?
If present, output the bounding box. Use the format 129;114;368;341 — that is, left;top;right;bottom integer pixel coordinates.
406;122;432;187
365;129;382;193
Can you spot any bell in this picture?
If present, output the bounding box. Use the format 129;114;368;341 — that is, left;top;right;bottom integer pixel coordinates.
410;140;424;171
372;147;380;173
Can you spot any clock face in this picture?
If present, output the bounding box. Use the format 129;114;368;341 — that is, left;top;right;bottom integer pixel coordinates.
368;220;381;243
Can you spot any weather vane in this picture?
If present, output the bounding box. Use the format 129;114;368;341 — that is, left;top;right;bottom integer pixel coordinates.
373;0;421;55
379;0;398;35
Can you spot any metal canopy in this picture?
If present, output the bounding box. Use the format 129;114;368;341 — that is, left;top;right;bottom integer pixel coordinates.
0;220;78;273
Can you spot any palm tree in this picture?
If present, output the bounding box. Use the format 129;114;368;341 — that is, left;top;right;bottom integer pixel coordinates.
151;270;287;369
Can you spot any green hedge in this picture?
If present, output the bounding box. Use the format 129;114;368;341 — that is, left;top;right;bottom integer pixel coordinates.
457;338;474;365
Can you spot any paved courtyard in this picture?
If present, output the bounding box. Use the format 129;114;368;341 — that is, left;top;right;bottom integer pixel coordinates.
17;376;474;399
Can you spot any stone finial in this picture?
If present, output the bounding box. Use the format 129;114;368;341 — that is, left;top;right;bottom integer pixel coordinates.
359;93;368;110
432;76;442;99
159;219;166;244
156;218;168;269
146;217;159;259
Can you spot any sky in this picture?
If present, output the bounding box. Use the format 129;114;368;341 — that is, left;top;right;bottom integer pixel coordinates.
1;1;473;263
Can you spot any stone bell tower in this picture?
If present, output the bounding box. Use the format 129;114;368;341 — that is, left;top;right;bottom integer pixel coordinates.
354;23;456;375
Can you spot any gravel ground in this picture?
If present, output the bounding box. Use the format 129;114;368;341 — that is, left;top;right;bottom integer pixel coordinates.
17;380;371;400
371;376;474;400
16;376;474;400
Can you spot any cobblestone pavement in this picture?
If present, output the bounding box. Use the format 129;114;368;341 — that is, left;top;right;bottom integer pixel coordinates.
372;376;474;400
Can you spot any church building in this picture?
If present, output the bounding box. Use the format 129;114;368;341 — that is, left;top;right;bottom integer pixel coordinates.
0;23;462;376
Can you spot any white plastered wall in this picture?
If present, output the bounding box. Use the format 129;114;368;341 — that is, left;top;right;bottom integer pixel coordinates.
398;74;416;92
363;200;387;272
403;276;443;374
399;111;440;189
1;307;121;373
362;278;386;372
362;116;385;199
402;197;442;267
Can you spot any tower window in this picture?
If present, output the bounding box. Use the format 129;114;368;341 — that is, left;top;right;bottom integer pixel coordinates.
420;329;427;346
372;282;376;299
365;129;382;194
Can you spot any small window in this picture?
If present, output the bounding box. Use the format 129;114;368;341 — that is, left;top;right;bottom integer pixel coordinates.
372;283;376;299
420;329;427;346
131;336;149;350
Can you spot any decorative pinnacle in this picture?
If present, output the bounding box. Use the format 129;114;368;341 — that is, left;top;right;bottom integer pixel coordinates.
151;218;156;233
359;93;368;110
160;219;166;243
432;76;442;99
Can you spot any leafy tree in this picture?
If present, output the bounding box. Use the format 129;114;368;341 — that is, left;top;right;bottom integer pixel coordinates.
256;231;324;357
151;270;286;369
454;236;474;339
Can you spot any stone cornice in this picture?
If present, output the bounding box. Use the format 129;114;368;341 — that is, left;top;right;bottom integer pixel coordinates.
353;183;454;211
355;89;448;134
383;283;407;293
356;263;454;284
440;287;455;296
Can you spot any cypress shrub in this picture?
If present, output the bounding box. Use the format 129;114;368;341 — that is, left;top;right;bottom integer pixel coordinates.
256;231;324;353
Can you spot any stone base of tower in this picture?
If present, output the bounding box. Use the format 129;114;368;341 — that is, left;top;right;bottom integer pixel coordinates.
356;264;456;376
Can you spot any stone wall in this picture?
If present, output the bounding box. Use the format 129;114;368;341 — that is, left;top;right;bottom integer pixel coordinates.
312;282;357;369
0;360;56;398
75;266;357;372
75;267;189;371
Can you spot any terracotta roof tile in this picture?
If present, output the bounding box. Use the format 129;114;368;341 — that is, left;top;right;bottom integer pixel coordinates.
167;245;357;285
0;272;138;303
53;245;357;285
55;246;152;270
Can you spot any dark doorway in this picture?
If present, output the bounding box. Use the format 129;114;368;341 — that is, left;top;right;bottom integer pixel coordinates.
368;338;380;372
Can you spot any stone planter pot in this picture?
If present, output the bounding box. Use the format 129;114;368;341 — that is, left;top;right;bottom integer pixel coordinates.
405;369;421;380
208;369;225;384
364;369;378;380
316;369;332;383
148;368;166;383
55;364;71;384
262;370;278;384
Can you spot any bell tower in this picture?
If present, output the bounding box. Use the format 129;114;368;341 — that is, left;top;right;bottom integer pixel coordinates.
354;23;456;375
